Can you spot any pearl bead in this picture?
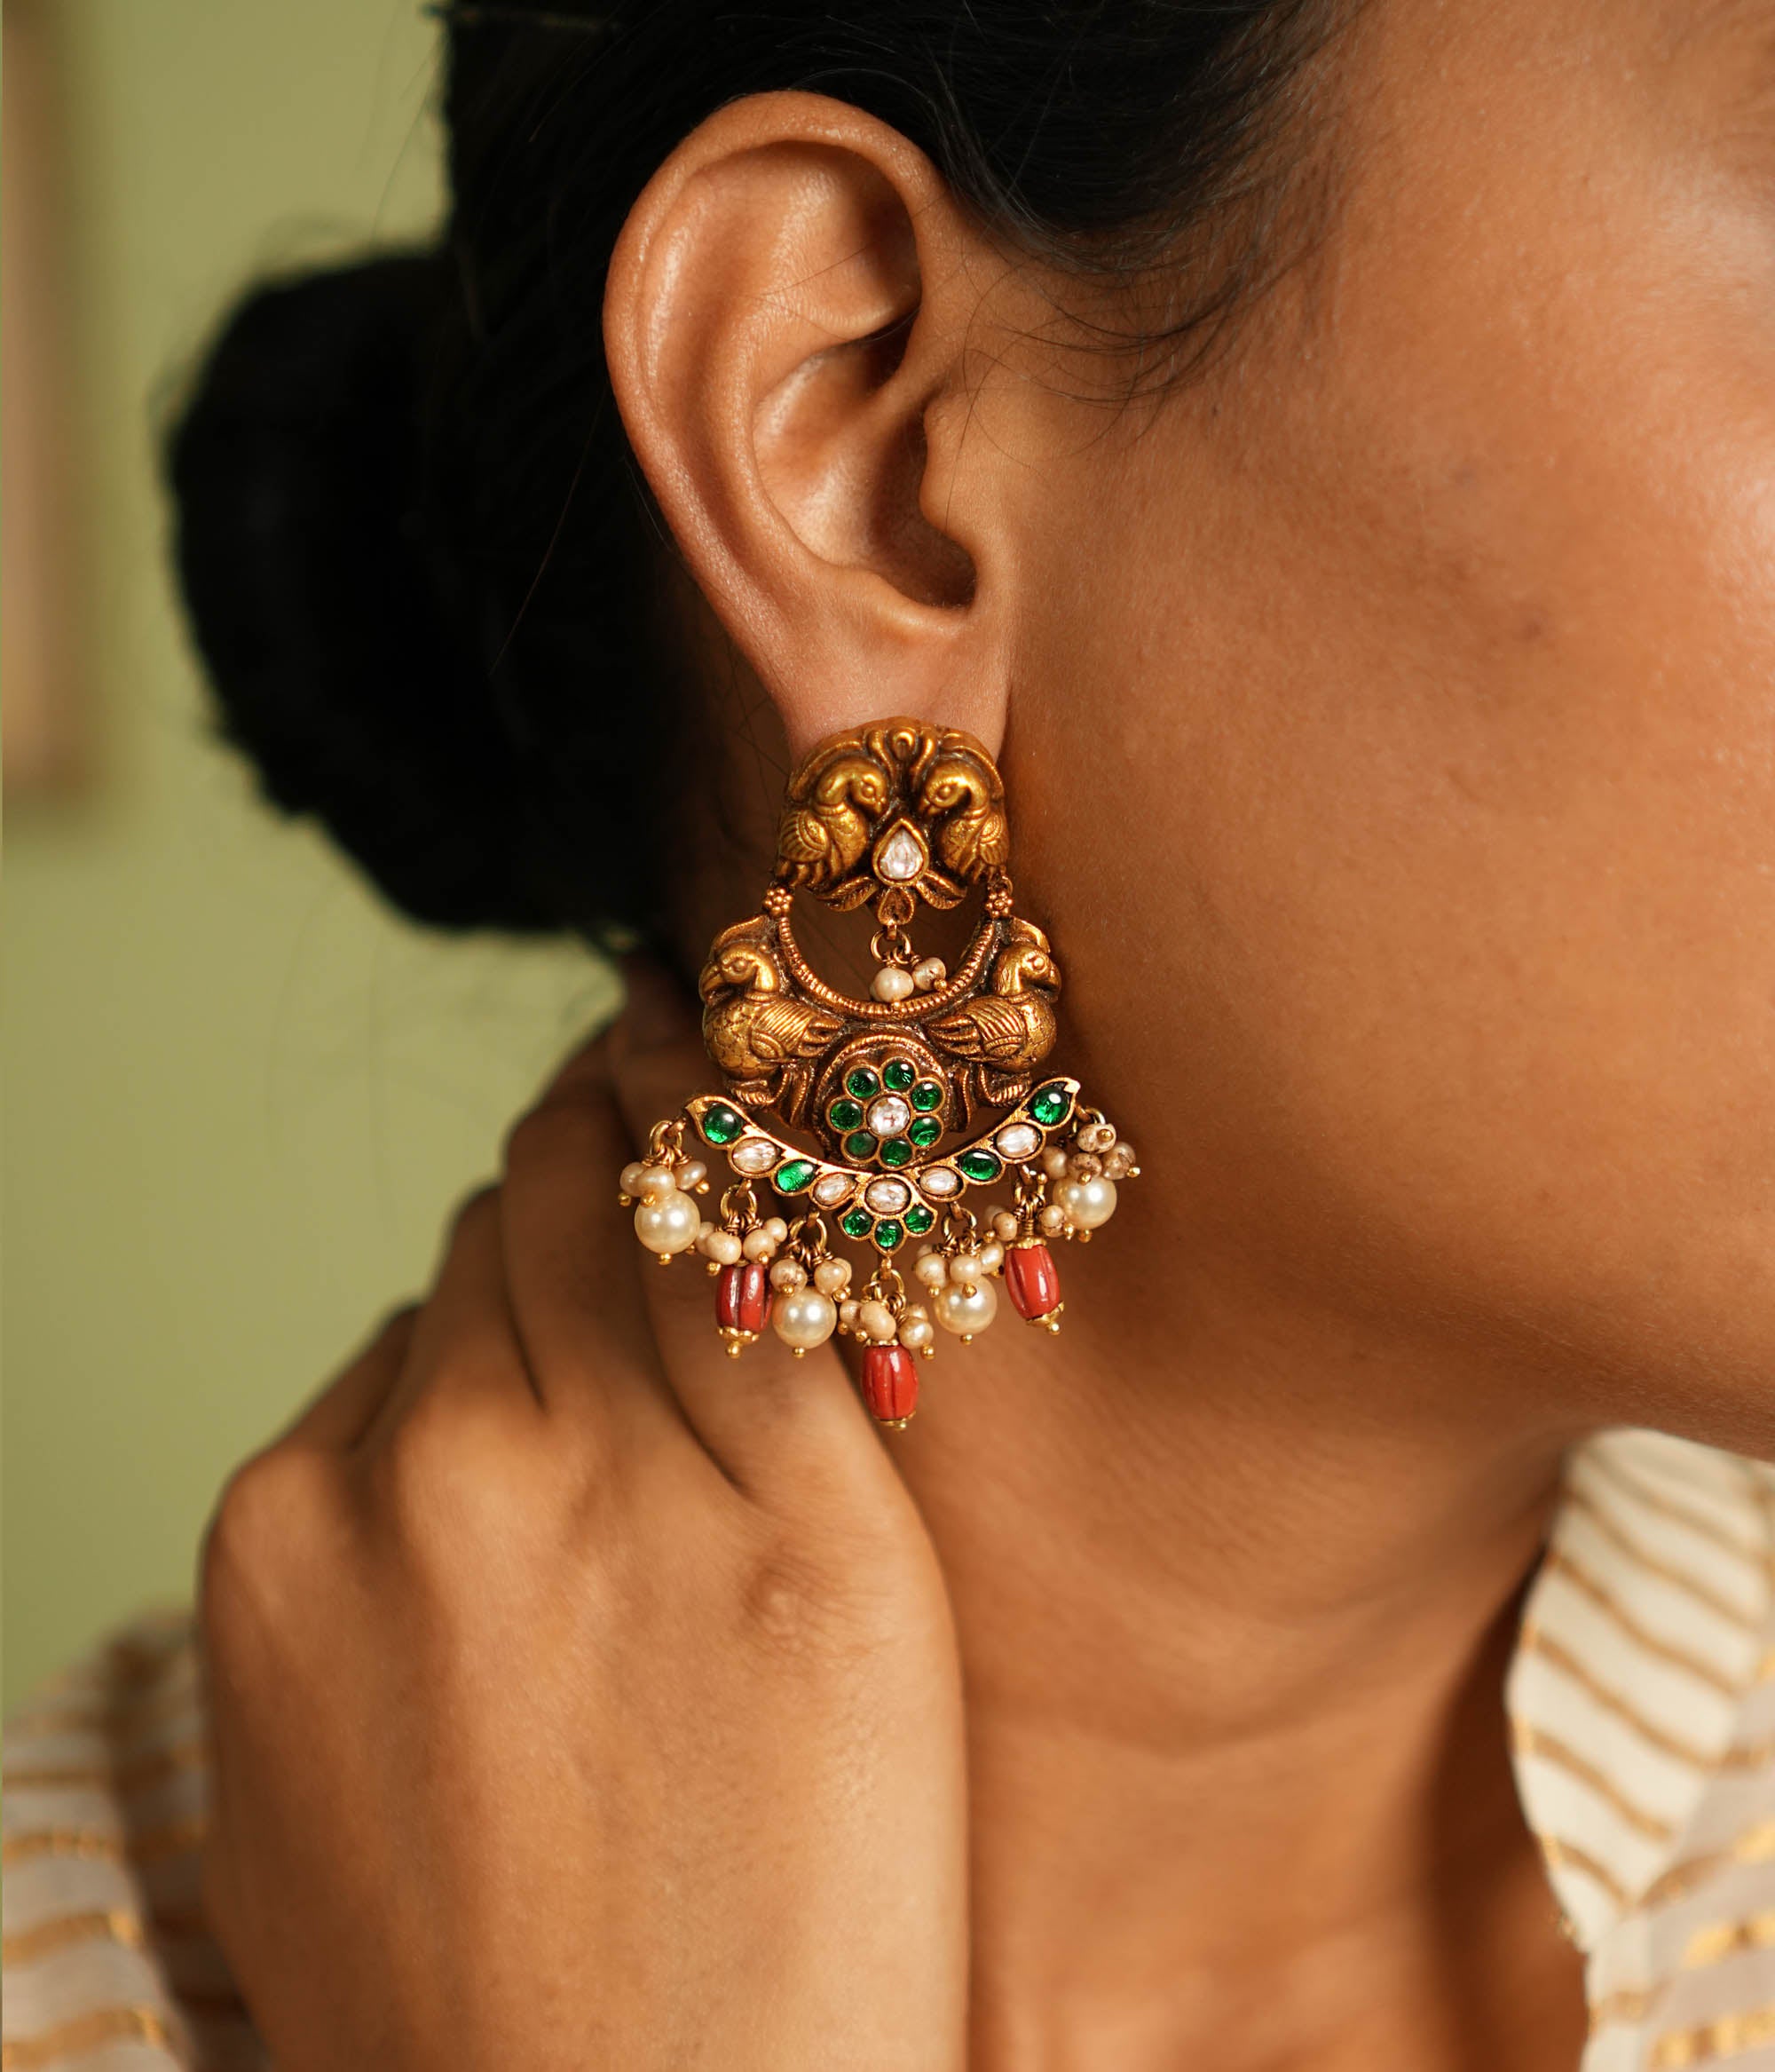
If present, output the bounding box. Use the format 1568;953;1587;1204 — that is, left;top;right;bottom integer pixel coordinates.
856;1299;898;1343
839;1298;860;1331
636;1164;675;1201
979;1240;1005;1275
990;1209;1019;1242
769;1258;807;1291
774;1287;838;1351
813;1257;851;1295
871;965;917;1002
635;1190;700;1256
763;1217;789;1244
935;1277;998;1337
678;1159;708;1191
1081;1120;1118;1153
1042;1147;1069;1180
899;1317;935;1351
1060;1175;1118;1230
949;1252;982;1290
742;1228;778;1261
912;957;947;991
913;1250;951;1290
705;1229;743;1266
619;1160;649;1198
1039;1202;1068;1234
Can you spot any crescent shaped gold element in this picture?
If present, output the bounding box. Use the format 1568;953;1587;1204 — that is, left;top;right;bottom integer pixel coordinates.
773;908;1002;1020
684;1078;1083;1243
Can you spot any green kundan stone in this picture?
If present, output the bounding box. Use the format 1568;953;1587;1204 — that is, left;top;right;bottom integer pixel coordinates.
840;1206;873;1240
880;1137;912;1167
700;1103;744;1145
1030;1082;1073;1127
958;1148;1001;1183
907;1115;942;1149
844;1129;879;1162
828;1096;865;1133
845;1066;880;1101
911;1080;943;1112
773;1159;816;1194
882;1057;916;1093
872;1220;904;1251
904;1204;935;1236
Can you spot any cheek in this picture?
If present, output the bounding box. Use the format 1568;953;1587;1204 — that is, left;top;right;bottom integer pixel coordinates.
1014;156;1775;1423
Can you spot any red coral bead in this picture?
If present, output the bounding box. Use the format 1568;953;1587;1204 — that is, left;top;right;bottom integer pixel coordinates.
1005;1241;1061;1322
715;1259;771;1339
861;1343;919;1425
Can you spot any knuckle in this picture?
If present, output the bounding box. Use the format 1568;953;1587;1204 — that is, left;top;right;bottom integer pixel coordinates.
367;1385;540;1553
733;1536;866;1665
199;1447;331;1652
445;1182;502;1254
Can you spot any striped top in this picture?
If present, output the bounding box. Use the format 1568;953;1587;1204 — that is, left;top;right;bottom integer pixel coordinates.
6;1427;1775;2070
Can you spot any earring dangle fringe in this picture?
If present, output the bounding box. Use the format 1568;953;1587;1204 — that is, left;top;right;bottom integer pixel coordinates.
619;718;1139;1428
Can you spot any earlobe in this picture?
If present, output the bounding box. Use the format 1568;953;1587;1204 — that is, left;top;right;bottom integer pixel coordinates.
602;91;1013;758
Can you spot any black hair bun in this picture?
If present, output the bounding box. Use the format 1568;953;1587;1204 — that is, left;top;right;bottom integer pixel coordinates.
167;254;559;935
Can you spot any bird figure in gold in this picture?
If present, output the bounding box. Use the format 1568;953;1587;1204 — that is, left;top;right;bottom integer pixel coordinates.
698;917;845;1121
923;918;1062;1117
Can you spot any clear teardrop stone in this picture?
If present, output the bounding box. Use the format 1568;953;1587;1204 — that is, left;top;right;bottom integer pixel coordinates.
876;824;927;882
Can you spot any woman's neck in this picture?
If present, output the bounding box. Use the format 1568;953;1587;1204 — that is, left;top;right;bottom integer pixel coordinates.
889;1232;1591;2071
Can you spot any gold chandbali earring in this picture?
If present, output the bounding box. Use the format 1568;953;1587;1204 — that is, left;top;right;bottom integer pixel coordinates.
619;717;1138;1428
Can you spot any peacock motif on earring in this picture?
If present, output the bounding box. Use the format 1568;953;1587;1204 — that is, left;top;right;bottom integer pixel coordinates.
619;717;1138;1428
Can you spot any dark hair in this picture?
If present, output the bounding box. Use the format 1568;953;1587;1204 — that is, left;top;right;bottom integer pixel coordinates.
169;0;1345;946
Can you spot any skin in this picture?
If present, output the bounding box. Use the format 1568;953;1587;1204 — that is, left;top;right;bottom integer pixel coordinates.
199;0;1775;2066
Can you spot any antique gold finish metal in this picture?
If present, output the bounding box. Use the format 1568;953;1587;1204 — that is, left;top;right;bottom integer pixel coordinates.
620;716;1138;1423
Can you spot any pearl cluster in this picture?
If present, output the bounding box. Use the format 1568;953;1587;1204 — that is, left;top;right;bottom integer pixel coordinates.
868;955;947;1004
838;1290;937;1356
911;1237;1004;1343
1035;1119;1137;1242
620;1094;1138;1424
694;1212;788;1269
619;1156;710;1262
761;1248;852;1354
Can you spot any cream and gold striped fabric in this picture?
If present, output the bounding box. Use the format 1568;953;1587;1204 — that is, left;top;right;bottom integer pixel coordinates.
6;1428;1775;2068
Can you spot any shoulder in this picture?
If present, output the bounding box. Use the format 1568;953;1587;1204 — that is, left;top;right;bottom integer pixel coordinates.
3;1608;264;2070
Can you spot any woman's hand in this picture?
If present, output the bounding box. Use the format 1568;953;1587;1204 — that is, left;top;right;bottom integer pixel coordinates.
194;966;968;2072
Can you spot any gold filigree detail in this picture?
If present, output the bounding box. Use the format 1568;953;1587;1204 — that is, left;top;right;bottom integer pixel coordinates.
775;718;1009;915
653;718;1131;1404
692;719;1062;1161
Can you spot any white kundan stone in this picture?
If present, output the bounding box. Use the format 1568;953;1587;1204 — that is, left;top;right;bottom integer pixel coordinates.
864;1177;911;1215
866;1095;911;1137
730;1139;777;1175
995;1122;1042;1162
876;823;927;882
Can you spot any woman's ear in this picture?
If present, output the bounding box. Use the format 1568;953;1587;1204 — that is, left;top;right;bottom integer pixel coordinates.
603;90;1022;760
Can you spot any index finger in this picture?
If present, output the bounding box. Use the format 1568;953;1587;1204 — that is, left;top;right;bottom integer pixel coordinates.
604;958;896;1501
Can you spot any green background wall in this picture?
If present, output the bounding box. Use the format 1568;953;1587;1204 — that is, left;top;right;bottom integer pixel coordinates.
4;0;612;1704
